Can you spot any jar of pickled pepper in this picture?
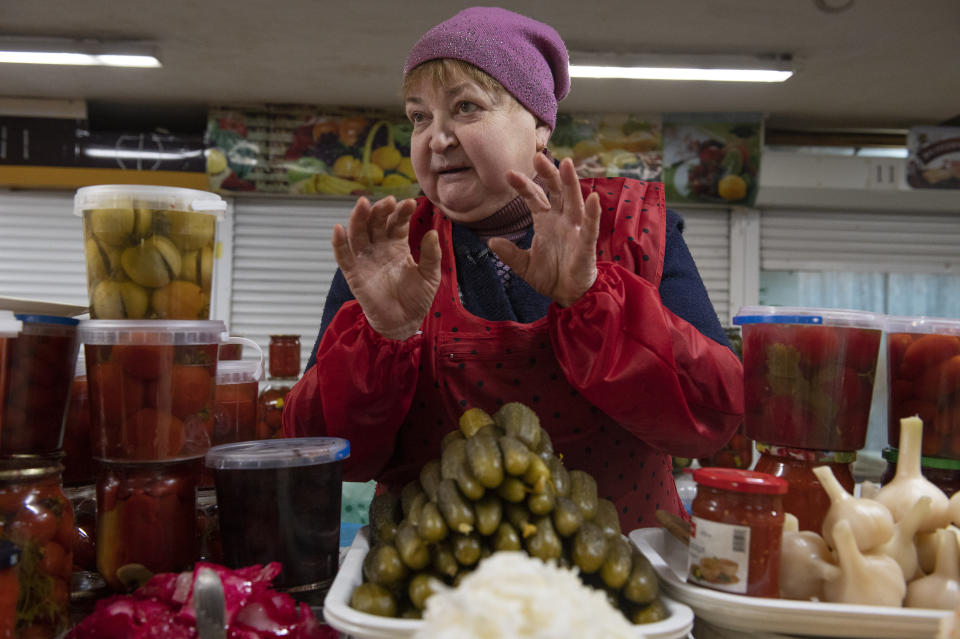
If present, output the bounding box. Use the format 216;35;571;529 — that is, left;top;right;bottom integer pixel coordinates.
0;461;74;637
689;467;787;598
96;458;201;591
752;442;856;536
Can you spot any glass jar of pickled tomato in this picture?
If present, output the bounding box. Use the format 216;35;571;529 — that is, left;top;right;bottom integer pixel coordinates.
690;467;787;598
96;457;201;591
0;460;73;637
752;442;855;536
268;334;301;380
881;447;960;498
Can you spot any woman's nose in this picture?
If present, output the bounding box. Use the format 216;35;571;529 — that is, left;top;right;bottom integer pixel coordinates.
428;118;457;152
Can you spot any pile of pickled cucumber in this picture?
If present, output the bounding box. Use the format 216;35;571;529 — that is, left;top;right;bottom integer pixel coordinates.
350;402;666;624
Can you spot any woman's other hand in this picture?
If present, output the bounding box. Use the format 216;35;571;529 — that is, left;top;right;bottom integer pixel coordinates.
331;196;442;340
489;155;602;307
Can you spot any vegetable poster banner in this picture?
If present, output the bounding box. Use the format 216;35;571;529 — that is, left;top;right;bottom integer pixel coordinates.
548;113;662;181
205;105;420;198
662;113;764;207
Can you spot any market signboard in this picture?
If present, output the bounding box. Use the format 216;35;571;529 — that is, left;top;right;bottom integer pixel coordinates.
548;113;662;181
662;113;764;207
907;126;960;189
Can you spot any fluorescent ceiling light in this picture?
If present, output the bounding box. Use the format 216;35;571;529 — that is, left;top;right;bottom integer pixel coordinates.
0;36;160;68
569;52;793;83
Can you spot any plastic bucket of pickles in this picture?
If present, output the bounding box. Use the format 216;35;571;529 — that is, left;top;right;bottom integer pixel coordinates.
74;185;227;320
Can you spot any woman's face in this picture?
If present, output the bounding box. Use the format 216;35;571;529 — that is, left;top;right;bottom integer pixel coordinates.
405;71;551;223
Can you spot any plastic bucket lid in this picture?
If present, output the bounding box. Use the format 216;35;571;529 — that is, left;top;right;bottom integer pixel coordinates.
0;311;22;337
77;319;225;345
884;314;960;336
216;359;262;385
205;437;350;470
73;185;226;218
733;305;883;329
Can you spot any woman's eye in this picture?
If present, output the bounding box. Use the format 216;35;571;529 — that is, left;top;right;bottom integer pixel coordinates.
457;101;478;114
408;112;425;124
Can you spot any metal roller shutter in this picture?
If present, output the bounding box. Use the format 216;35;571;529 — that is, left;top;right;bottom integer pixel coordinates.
673;208;732;326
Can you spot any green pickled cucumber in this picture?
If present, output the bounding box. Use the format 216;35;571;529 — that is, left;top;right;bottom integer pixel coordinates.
441;429;465;450
459;407;495;438
417;500;449;543
401;480;425;517
600;536;633;590
534;427;554;459
525;516;562;561
496;476;527;503
362;544;408;586
623;550;659;604
408;573;438;610
494;402;541;450
431;541;459;579
498;435;532;476
552;496;583;537
395;520;430;571
527;479;556;516
369;493;401;545
547;456;570;497
504;502;538;539
419;459;442;502
630;597;668;624
407;492;427;528
594;498;622;538
523;455;550;493
466;433;504;489
474;493;503;536
568;470;599;520
492;521;523;551
350;582;397;617
441;438;485;500
572;521;609;574
451;531;482;567
437;478;475;533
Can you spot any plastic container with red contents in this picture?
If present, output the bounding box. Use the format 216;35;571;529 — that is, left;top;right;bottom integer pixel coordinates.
0;460;74;637
78;319;225;461
733;306;884;451
213;343;263;447
0;312;80;455
689;467;788;598
752;442;856;535
96;457;201;591
885;315;960;459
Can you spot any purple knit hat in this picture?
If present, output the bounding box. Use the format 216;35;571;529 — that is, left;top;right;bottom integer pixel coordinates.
403;7;570;129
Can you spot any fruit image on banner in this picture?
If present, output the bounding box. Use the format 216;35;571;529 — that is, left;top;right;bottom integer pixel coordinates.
549;113;662;181
205;105;421;199
662;113;763;207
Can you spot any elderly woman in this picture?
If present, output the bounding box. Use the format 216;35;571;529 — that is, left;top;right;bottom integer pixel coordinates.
283;7;743;529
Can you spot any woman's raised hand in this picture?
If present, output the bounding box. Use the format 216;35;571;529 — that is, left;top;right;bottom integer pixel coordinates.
331;196;442;340
488;155;602;307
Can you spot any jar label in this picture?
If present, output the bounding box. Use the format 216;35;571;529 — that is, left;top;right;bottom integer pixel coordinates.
688;516;750;594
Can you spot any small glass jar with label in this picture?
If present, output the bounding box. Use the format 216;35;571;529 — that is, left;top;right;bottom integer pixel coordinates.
268;335;301;380
690;467;787;598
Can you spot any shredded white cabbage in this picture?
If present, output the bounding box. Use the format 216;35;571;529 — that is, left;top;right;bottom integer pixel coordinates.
414;552;644;639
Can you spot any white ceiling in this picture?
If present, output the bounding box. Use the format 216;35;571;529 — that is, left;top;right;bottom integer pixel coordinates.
2;0;959;131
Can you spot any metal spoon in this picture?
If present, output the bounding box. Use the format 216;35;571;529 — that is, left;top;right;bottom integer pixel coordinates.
193;567;227;639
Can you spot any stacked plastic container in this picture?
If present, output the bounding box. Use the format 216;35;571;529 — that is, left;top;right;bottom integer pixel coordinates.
74;185;233;591
0;310;80;635
733;306;885;535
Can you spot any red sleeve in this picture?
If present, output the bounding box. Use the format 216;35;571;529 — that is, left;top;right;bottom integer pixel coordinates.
548;260;743;458
281;300;422;480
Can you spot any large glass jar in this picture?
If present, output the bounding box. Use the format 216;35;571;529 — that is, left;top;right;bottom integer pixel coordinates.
0;461;73;637
752;443;855;536
690;467;787;598
96;458;201;591
881;447;960;498
268;334;301;380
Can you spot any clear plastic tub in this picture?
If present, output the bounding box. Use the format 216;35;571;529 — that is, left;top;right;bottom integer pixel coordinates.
0;312;80;455
733;306;884;451
885;315;960;459
74;185;226;320
206;437;350;605
78;319;225;461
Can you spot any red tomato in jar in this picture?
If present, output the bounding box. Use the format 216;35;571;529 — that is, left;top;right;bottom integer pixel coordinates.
794;325;842;369
170;366;213;420
125;408;185;459
887;333;915;379
88;361;145;427
8;501;59;544
915;355;960;403
113;343;174;381
899;334;960;380
843;329;882;373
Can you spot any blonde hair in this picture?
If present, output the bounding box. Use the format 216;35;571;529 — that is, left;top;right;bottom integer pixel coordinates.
402;59;544;126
